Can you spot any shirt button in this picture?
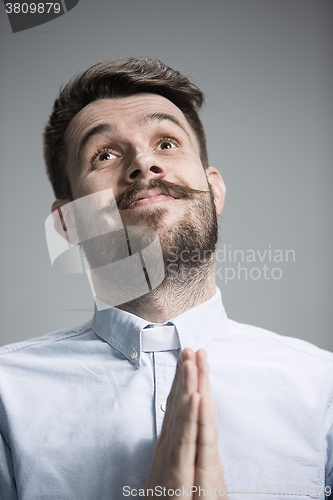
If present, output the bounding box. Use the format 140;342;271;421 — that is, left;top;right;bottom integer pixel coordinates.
161;401;167;412
130;349;138;360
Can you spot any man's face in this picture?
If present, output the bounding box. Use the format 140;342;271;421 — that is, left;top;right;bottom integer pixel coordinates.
59;93;225;275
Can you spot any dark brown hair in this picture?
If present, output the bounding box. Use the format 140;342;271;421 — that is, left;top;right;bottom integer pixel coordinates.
43;57;209;200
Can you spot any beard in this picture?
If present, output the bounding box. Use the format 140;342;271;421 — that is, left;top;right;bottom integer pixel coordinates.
76;177;218;305
117;177;218;280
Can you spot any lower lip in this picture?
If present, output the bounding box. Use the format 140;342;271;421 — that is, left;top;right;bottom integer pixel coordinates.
125;194;175;209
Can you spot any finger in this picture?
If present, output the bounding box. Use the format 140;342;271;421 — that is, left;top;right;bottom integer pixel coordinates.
163;362;197;435
196;394;219;469
165;349;197;411
196;349;211;397
183;358;198;396
181;347;196;365
161;351;197;436
176;391;200;467
161;373;200;473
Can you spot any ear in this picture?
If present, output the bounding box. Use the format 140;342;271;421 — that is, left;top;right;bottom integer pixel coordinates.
51;199;80;245
205;167;226;215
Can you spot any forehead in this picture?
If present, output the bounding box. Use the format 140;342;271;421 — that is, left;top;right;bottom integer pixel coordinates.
65;93;194;144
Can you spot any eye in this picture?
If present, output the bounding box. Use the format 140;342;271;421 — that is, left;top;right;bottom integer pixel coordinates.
156;137;179;151
92;148;118;164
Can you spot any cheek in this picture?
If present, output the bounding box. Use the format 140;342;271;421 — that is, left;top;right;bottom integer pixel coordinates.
172;160;207;189
73;171;120;199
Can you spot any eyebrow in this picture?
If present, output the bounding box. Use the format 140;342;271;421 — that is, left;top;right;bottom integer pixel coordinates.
146;113;191;141
76;123;114;163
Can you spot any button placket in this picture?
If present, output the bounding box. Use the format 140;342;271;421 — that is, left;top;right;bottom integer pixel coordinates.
153;350;178;436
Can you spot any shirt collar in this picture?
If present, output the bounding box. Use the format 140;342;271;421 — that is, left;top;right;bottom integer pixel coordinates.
91;287;228;365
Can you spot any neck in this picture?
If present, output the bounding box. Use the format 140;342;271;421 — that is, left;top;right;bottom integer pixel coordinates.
93;259;216;323
119;263;216;322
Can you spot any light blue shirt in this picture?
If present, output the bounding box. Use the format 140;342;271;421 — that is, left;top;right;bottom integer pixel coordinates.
0;288;332;499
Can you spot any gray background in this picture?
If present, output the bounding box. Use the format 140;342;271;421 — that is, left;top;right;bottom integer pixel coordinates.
0;0;332;351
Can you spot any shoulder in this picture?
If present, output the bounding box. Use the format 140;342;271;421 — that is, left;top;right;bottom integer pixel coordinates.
0;320;94;359
225;317;333;363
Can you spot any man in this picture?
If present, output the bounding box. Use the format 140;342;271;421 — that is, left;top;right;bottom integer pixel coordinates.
0;57;332;499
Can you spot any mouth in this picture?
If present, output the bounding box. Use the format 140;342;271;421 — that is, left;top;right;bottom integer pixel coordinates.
121;189;177;210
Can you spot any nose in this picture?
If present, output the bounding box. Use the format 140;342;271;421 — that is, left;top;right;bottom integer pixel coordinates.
124;149;166;184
